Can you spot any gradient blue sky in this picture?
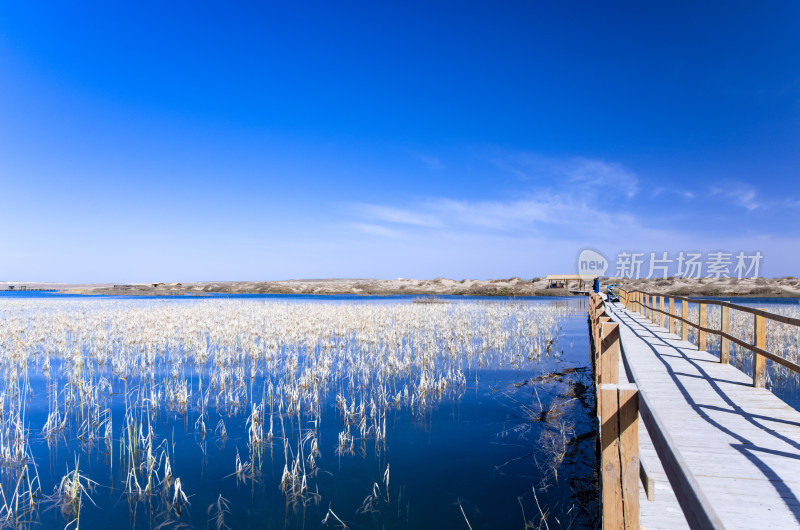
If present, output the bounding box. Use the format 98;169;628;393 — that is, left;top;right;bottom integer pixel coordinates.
2;2;799;281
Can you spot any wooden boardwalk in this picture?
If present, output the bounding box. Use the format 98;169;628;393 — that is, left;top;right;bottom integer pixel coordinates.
606;301;800;529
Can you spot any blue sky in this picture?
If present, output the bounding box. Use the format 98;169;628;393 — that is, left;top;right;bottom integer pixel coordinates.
1;2;799;281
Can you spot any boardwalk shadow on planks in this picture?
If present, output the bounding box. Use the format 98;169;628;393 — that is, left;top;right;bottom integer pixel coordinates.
612;307;800;524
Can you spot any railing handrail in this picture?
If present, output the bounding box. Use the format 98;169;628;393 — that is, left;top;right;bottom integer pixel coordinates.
616;288;800;373
618;288;800;372
618;287;800;327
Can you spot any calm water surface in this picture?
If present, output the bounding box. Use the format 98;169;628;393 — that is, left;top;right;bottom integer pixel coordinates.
0;294;598;529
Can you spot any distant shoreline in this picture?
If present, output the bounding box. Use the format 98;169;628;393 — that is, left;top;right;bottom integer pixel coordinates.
1;276;798;298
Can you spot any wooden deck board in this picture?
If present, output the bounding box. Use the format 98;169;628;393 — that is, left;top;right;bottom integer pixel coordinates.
608;302;800;528
618;321;690;528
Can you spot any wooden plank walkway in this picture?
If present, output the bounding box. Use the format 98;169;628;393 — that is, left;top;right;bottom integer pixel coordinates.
606;301;800;529
613;332;689;529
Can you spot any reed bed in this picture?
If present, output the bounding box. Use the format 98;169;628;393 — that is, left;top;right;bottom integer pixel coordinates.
0;297;580;528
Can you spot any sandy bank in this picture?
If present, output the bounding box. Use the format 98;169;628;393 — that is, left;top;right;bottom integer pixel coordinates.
5;276;797;298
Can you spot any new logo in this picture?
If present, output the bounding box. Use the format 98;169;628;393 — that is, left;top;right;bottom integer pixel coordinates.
578;249;608;280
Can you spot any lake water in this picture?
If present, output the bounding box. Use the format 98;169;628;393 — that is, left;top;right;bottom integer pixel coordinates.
0;294;598;529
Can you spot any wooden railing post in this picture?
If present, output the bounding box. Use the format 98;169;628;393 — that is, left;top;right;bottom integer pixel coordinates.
589;294;599;379
720;304;731;364
651;295;656;324
601;323;620;385
600;384;622;529
654;296;660;327
619;385;640;529
649;295;654;324
653;296;658;325
681;300;689;342
660;296;665;328
668;297;675;334
699;302;707;351
652;295;658;325
595;312;611;383
753;310;767;388
600;383;640;530
599;315;611;339
650;295;655;323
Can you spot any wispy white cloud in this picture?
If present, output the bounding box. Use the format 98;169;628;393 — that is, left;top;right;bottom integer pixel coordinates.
345;153;796;277
348;191;800;277
354;154;646;242
416;153;444;171
355;204;442;227
356;192;644;245
711;182;760;211
351;222;404;238
568;157;639;198
424;195;635;233
493;153;640;198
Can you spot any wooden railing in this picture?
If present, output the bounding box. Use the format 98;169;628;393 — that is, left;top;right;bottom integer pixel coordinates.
589;293;640;529
618;288;800;387
590;292;724;530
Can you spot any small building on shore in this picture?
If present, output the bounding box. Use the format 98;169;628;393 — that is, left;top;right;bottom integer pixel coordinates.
545;274;596;293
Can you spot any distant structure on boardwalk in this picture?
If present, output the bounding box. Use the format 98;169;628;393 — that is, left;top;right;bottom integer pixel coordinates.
545;274;595;294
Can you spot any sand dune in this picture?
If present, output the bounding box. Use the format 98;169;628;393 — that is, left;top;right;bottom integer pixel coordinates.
5;276;798;297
